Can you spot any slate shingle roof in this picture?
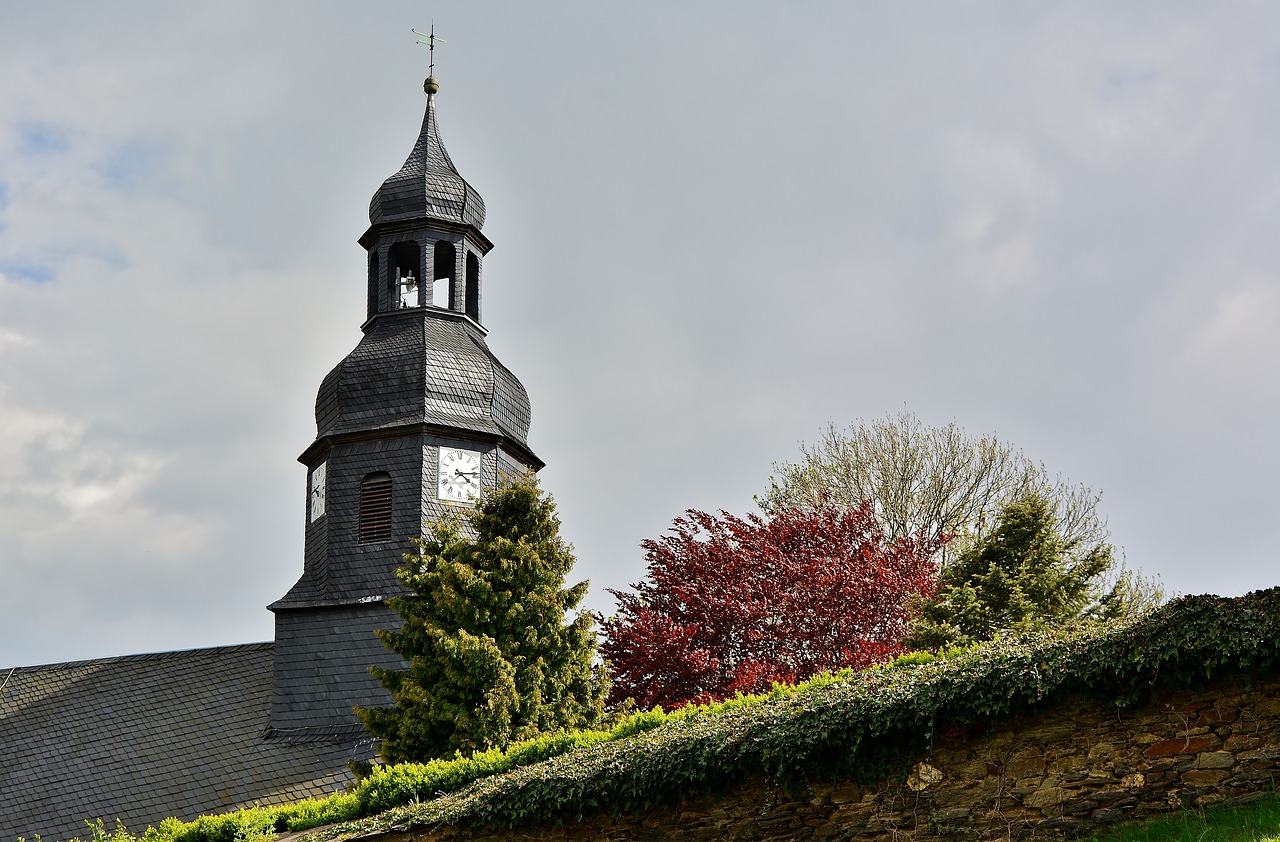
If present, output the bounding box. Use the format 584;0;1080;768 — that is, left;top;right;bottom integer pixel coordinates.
0;644;371;842
313;309;532;445
368;89;486;231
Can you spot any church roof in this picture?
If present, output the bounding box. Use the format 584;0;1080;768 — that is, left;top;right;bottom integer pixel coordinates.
314;309;533;447
0;644;370;842
368;82;486;230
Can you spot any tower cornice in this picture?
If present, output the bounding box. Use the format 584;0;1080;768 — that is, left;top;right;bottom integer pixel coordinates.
358;216;493;254
359;302;488;336
297;422;544;474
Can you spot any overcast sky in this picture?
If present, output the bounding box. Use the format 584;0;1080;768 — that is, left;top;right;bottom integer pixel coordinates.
2;2;1277;668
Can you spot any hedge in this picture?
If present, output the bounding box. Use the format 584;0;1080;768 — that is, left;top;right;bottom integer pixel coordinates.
70;587;1280;842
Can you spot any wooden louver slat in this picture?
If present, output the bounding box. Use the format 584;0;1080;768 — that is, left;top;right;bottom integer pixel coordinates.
359;473;393;543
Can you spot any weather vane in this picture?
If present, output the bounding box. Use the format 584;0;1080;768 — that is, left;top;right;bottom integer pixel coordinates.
411;24;444;77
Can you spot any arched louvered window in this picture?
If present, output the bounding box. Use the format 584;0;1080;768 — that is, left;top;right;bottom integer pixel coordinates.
359;472;393;543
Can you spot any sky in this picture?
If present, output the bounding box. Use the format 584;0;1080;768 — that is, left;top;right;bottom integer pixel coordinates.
1;2;1278;668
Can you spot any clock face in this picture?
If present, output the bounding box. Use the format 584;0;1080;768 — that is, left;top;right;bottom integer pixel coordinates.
438;447;482;503
309;461;327;522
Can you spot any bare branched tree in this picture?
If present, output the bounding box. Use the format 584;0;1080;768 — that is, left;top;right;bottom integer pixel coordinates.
760;412;1110;568
764;412;1165;626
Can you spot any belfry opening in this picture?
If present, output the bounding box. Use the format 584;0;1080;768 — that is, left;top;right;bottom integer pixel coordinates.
433;240;455;308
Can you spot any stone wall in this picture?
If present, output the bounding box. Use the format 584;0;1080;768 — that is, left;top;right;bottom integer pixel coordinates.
366;676;1280;841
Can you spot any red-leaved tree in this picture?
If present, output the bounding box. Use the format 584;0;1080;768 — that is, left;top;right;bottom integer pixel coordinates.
600;501;946;710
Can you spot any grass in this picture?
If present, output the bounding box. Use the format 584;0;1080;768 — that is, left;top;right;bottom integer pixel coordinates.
1082;794;1280;842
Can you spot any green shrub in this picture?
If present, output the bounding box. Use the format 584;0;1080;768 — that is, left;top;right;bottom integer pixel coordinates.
65;588;1280;842
360;587;1280;832
359;475;606;763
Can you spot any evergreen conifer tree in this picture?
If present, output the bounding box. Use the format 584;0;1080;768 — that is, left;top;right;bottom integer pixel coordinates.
356;474;605;763
906;494;1156;649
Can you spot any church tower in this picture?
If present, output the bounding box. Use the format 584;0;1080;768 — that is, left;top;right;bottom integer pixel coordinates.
267;72;542;737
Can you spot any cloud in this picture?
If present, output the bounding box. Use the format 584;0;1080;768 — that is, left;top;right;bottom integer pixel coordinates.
2;2;1280;666
0;65;347;662
1030;14;1229;163
0;395;205;552
1151;273;1280;416
942;133;1057;291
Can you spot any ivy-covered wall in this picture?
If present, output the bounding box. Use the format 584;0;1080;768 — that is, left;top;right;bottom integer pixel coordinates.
354;677;1280;841
87;592;1275;842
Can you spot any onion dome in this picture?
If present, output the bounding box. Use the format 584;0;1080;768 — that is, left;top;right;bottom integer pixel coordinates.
314;313;531;446
368;79;486;230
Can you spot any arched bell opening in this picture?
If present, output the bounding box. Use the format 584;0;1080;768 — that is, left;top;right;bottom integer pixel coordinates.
465;252;480;322
433;241;456;309
387;241;420;310
367;251;380;318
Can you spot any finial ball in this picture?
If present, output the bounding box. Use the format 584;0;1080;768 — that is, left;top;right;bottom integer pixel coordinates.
424;76;440;95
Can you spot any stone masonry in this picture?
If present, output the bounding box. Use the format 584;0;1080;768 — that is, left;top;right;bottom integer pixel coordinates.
350;676;1280;842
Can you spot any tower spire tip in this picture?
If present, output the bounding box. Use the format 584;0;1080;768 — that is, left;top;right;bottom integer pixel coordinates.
412;24;444;96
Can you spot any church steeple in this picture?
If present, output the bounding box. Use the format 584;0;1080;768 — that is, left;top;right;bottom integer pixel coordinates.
359;76;491;322
267;68;542;739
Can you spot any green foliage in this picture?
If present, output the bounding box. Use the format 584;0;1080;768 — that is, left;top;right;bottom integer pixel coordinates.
875;645;968;670
79;819;148;842
163;809;277;842
356;473;606;763
59;588;1280;842
64;707;681;842
907;494;1160;649
353;587;1280;833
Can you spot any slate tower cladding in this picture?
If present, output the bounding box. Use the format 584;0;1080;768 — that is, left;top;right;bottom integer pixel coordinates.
268;74;543;737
